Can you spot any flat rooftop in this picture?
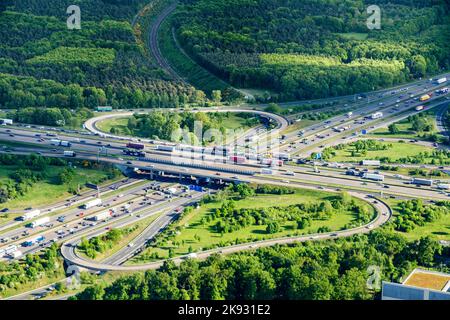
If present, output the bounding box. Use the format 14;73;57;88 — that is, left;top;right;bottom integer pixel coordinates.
403;269;450;291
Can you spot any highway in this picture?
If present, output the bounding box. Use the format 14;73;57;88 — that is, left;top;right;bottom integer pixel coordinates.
59;185;391;272
0;181;200;259
0;72;448;298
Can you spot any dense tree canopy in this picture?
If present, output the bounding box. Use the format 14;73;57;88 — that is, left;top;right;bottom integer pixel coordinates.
0;0;207;112
71;231;447;300
171;0;450;101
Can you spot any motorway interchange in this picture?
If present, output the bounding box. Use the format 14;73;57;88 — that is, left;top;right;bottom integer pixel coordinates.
0;73;449;299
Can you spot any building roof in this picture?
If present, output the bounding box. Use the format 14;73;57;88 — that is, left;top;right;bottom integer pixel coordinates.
403;269;450;292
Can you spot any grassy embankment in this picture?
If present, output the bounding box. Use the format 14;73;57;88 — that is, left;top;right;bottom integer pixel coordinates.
128;189;375;264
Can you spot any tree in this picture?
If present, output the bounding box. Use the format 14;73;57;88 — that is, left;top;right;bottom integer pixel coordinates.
409;55;427;77
212;90;222;104
265;103;282;114
388;123;399;134
266;221;280;234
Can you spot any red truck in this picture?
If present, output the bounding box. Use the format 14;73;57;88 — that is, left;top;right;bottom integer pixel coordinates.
126;142;145;150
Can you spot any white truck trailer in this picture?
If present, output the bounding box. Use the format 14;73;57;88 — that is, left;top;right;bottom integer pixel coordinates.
371;112;383;120
362;173;385;182
63;151;76;157
360;160;381;166
20;209;41;221
92;210;113;222
81;198;102;209
31;216;50;228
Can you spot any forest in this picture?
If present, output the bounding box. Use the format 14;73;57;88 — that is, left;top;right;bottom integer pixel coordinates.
0;0;207;111
71;230;448;300
172;0;450;100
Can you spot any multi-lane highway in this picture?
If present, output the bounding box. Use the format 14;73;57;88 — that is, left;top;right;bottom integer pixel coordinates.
0;71;449;300
59;185;391;272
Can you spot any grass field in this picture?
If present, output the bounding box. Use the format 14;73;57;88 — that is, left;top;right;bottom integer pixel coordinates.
128;190;375;264
372;110;440;139
0;165;117;212
95;117;129;134
385;198;450;241
328;141;436;163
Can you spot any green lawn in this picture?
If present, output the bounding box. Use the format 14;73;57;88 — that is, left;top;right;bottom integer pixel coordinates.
372;110;440;140
96;117;129;134
328;141;437;163
128;190;375;264
0;165;118;212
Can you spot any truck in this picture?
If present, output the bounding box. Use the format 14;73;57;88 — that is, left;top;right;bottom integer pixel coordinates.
31;216;50;228
81;198;102;209
420;94;431;102
156;145;175;152
0;119;13;125
20;209;41;221
362;173;385;182
415;105;424;111
436;88;449;95
360;160;381;166
229;156;246;164
63;151;76;157
370;112;383;120
261;168;274;175
5;245;17;255
437;184;450;190
436;77;447;84
50;139;61;146
60;141;71;147
126;143;145;150
92;210;113;222
9;250;22;259
411;178;433;186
